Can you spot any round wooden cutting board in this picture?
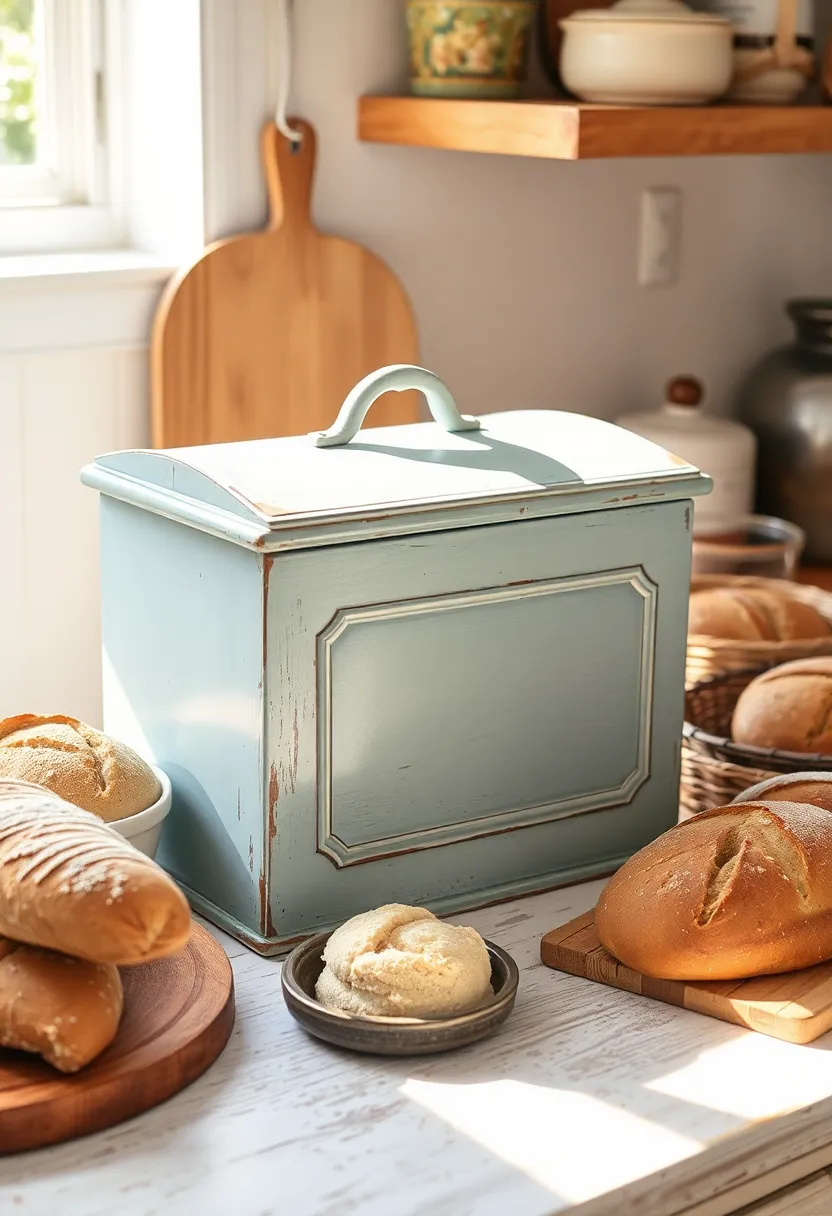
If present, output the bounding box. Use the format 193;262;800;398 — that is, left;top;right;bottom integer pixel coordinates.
0;922;235;1155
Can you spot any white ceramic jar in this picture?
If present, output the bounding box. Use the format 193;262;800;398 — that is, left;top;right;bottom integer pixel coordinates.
559;0;734;105
617;376;756;536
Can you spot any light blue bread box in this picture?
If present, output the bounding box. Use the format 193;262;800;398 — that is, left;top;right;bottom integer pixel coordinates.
81;365;711;954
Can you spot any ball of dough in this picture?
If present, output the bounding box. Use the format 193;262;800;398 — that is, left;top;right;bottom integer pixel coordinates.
315;904;492;1018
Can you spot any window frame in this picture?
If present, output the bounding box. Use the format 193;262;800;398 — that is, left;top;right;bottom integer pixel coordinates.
0;0;123;255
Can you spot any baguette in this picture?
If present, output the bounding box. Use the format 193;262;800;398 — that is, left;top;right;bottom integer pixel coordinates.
0;784;191;965
596;800;832;980
0;937;122;1072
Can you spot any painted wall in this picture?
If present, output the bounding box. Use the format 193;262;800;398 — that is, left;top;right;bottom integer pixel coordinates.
2;0;832;725
290;0;832;420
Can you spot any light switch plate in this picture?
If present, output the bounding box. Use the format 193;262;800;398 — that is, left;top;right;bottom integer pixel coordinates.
638;187;682;288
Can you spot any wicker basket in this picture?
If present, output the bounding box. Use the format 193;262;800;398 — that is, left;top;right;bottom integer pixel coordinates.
680;666;832;820
686;574;832;687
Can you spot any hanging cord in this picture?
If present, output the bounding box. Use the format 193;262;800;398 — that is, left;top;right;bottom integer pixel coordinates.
274;0;302;147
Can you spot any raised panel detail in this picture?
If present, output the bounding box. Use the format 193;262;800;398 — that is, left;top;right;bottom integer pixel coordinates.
316;567;656;867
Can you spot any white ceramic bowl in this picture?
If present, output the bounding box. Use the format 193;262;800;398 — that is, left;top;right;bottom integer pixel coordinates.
111;766;172;859
560;0;733;105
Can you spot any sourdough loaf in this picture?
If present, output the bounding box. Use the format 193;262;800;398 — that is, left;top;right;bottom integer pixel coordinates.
596;800;832;980
0;937;122;1072
731;658;832;753
0;714;161;823
734;772;832;813
688;586;831;642
0;784;190;965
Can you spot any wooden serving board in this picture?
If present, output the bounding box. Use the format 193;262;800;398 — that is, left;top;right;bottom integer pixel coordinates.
541;910;832;1045
0;921;234;1155
151;117;420;449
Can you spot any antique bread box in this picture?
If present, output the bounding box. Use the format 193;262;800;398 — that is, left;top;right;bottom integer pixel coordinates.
82;365;711;953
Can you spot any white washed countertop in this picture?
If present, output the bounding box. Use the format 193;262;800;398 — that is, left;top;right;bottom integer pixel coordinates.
5;881;832;1216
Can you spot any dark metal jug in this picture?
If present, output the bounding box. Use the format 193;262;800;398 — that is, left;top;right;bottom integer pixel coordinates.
737;299;832;564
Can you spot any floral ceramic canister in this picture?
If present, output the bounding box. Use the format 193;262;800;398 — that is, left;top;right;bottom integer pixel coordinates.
407;1;535;98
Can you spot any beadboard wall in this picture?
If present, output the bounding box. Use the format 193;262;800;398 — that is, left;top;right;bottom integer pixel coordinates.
2;0;832;728
0;347;149;726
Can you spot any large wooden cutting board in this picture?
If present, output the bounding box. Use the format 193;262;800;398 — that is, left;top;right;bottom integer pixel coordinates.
151;118;420;449
0;922;234;1155
541;910;832;1045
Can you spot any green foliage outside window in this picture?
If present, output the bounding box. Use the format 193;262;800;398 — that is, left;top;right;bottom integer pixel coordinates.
0;0;37;166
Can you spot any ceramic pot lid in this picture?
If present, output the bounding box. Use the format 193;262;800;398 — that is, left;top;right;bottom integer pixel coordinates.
563;0;730;26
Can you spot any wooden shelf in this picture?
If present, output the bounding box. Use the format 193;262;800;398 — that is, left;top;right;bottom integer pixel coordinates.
359;96;832;161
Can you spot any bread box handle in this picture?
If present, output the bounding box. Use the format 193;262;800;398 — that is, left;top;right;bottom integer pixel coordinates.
311;365;481;448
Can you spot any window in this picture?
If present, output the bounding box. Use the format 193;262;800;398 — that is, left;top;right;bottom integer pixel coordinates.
0;0;119;254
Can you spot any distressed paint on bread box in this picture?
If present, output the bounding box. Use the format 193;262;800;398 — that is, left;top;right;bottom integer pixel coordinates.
81;365;711;954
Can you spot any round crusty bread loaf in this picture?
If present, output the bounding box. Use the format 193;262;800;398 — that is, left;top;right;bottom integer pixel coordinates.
688;586;831;642
0;938;122;1072
731;658;832;754
315;904;492;1018
0;710;160;822
733;772;832;814
0;715;161;823
596;800;832;980
0;784;191;965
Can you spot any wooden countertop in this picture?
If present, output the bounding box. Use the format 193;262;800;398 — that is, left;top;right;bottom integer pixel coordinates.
6;884;832;1216
800;567;832;593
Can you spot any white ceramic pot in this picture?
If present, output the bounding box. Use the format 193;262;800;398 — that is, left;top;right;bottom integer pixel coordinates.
560;0;734;105
111;766;172;859
617;376;756;537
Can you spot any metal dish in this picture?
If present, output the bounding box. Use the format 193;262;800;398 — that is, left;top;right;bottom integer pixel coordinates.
281;931;519;1056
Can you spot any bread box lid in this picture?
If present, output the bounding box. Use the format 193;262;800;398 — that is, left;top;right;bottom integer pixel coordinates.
81;365;712;551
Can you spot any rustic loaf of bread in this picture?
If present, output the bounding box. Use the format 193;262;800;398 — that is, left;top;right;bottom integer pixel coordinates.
731;658;832;754
734;772;832;813
0;714;161;823
688;586;831;642
0;936;122;1072
596;800;832;980
0;783;190;965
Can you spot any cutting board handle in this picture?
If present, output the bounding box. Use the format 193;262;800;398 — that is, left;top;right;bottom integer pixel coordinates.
262;117;315;233
311;365;481;448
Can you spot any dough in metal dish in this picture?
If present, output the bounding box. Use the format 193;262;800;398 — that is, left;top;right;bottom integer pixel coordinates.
316;904;492;1018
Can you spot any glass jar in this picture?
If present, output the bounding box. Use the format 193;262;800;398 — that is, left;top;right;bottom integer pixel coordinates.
691;513;805;579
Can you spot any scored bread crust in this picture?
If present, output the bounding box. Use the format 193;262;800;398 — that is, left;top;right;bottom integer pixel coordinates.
0;786;191;965
0;937;122;1072
0;714;161;823
732;658;832;753
596;800;832;981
